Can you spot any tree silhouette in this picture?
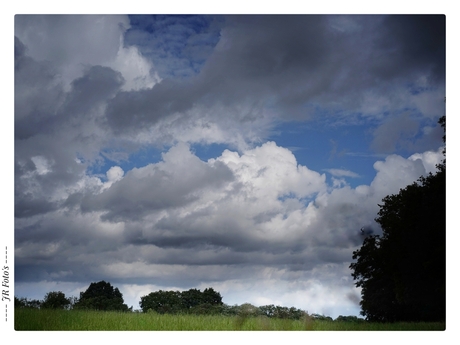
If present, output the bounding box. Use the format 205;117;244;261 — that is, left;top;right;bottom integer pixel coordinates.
41;291;71;309
350;116;446;322
74;281;130;311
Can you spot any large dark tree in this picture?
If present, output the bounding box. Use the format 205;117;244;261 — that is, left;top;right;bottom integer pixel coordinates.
350;116;446;322
74;281;130;311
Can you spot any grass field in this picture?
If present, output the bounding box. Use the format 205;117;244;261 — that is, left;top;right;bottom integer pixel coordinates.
14;308;446;331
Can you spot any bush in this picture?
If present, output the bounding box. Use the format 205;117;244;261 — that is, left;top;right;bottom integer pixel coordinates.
15;297;42;309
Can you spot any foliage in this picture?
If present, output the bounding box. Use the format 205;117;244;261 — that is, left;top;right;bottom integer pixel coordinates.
180;288;203;309
237;303;259;316
14;297;42;309
139;287;223;314
140;290;182;314
139;288;308;320
258;304;306;320
220;304;240;316
41;291;71;309
202;287;224;305
334;315;365;322
350;116;446;322
74;280;130;312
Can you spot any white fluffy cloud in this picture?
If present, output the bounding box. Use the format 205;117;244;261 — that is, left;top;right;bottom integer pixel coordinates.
106;166;124;182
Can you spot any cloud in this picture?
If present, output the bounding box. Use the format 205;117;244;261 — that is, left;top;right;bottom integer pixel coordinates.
371;113;420;153
14;140;444;317
31;16;438;161
203;15;444;118
111;39;161;91
80;142;235;222
106;166;124;182
409;147;445;173
14;36;65;139
14;61;126;219
14;15;159;91
15;15;445;154
376;15;445;83
370;154;429;196
15;15;126;88
16;139;443;267
93;15;445;151
324;169;360;178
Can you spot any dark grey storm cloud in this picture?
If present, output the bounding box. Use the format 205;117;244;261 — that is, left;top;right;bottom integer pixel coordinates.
103;15;445;138
64;65;124;116
375;15;445;83
234;14;445;95
15;37;65;140
105;15;335;133
105;79;198;135
14;198;58;219
371;113;420;153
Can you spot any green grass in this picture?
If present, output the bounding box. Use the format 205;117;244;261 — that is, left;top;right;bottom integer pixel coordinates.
14;308;446;331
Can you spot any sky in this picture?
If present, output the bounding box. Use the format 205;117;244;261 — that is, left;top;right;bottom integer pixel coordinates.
9;10;452;324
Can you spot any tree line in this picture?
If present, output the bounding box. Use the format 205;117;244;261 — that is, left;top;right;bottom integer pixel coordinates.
15;280;363;322
15;281;131;312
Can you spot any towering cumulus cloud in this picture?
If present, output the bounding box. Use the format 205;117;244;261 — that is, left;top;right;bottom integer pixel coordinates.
14;15;445;318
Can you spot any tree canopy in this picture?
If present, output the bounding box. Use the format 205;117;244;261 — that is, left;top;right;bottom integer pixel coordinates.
41;291;71;309
74;280;130;311
350;116;446;322
139;287;223;314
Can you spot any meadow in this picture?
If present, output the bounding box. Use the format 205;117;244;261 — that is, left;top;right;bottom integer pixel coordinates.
14;308;445;331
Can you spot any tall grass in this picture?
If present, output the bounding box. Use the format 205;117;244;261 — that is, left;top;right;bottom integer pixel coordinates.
14;308;445;331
